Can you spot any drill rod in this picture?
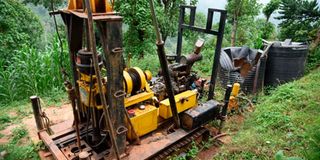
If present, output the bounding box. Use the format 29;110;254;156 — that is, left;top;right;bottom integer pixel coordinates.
218;84;232;133
84;0;121;159
64;81;82;152
149;0;181;128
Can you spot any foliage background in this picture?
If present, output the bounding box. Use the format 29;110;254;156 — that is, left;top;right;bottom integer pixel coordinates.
0;0;43;64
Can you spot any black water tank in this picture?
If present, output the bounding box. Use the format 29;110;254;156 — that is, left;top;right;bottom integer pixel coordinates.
264;42;308;86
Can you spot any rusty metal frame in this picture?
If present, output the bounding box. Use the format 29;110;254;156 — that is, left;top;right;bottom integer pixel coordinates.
36;10;127;159
175;5;227;100
36;6;227;159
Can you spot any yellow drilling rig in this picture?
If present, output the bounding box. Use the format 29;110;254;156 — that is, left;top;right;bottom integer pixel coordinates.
30;0;241;159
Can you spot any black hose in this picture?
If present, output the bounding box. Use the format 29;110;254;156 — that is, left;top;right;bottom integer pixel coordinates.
50;0;65;74
89;113;109;148
86;59;94;143
90;134;108;148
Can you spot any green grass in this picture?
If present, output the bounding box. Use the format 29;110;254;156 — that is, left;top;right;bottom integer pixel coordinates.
0;90;65;160
0;89;67;132
0;126;40;160
0;36;70;105
213;68;320;159
168;141;200;160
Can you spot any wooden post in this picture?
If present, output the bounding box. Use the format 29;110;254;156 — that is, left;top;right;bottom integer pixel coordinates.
30;96;44;131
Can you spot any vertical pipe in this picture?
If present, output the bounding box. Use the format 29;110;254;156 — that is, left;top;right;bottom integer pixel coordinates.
84;0;121;159
149;0;181;128
30;96;44;131
156;42;181;128
176;6;185;62
208;11;227;100
60;14;84;122
64;81;82;151
206;10;213;30
189;7;196;26
218;84;232;133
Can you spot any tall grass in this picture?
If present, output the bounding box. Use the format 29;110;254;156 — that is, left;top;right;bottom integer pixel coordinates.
0;37;70;105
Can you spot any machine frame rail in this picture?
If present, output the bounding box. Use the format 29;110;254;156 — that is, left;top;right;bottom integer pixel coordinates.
146;127;210;160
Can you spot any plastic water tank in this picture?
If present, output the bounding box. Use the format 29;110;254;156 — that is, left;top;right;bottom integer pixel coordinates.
264;42;308;86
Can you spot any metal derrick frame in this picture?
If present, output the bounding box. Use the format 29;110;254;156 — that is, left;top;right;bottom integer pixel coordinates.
36;10;127;159
175;5;227;100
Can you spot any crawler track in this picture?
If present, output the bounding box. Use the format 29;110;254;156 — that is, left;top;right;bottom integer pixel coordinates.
147;127;210;160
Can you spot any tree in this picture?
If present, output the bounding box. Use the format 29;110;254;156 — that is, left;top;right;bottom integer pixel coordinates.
226;0;260;46
25;0;198;58
115;0;154;58
156;0;197;42
116;0;197;58
277;0;320;42
263;0;280;22
0;0;43;64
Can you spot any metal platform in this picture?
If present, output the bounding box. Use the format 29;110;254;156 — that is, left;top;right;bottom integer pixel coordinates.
39;120;209;160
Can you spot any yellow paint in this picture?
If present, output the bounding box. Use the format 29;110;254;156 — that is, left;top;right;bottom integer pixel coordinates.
127;105;158;140
78;80;105;109
228;96;239;112
105;0;113;12
228;83;241;112
123;71;133;94
159;90;198;119
231;83;240;97
80;73;97;83
67;0;113;13
125;92;154;108
144;70;152;81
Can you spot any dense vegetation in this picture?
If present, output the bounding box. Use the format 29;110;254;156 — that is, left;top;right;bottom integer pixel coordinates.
0;0;70;104
0;38;70;103
0;0;43;64
214;67;320;159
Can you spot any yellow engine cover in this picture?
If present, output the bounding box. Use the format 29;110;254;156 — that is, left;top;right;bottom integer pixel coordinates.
127;105;158;140
159;90;198;119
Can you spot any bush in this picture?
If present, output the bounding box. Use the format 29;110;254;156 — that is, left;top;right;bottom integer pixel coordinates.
306;46;320;72
0;0;43;64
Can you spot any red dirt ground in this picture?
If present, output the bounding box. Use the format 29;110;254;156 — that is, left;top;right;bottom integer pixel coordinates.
0;102;248;160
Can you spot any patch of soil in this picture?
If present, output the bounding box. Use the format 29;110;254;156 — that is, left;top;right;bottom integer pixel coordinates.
0;138;9;145
197;145;219;160
229;114;245;124
218;135;232;144
22;103;73;142
0;124;17;136
8;111;17;117
38;150;54;160
0;124;18;145
196;114;246;159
